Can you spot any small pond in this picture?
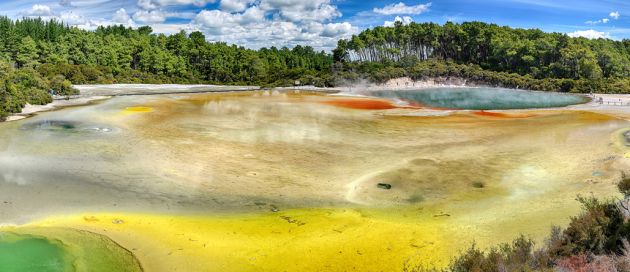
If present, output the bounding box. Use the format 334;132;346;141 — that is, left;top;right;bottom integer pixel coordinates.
0;233;70;272
369;87;589;110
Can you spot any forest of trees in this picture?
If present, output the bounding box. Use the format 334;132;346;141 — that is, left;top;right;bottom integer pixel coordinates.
0;17;333;119
334;21;630;93
2;18;630;120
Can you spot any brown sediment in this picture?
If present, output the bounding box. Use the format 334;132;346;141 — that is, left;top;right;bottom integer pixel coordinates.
321;98;399;110
473;110;536;118
320;97;422;110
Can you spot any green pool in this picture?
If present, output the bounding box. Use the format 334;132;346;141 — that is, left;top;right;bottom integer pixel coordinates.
369;87;589;110
0;233;71;272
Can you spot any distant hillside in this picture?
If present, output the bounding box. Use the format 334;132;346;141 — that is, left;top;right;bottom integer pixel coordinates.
333;21;630;92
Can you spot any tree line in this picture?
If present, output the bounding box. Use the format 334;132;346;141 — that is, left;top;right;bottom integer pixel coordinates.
334;21;630;93
3;18;630;119
0;17;334;119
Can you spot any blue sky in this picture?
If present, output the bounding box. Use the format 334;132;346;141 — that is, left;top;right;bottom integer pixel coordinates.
0;0;628;50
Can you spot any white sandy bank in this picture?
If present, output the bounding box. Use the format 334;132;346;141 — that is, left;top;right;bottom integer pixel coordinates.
6;96;110;122
75;84;259;96
337;77;470;92
6;84;260;122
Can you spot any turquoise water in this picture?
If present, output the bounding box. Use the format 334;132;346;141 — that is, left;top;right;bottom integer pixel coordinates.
369;88;589;110
0;233;69;272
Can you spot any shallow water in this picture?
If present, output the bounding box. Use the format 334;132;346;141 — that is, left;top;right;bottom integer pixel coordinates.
369;87;589;109
0;89;628;271
0;233;68;272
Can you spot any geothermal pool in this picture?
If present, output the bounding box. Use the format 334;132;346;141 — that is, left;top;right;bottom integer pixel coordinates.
370;87;589;109
0;233;67;272
0;88;628;271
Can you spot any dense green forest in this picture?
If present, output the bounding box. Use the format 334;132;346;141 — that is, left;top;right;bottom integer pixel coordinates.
334;21;630;93
2;18;630;120
0;17;332;119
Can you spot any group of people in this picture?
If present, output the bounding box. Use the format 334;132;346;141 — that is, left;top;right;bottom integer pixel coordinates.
588;93;628;106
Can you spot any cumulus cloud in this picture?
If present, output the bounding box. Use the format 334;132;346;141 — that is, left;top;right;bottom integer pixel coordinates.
568;29;610;39
384;15;413;27
18;0;356;50
133;10;167;23
374;2;431;15
195;7;265;30
113;8;134;25
151;23;199;34
585;11;621;26
138;0;216;9
259;0;342;22
194;1;356;50
220;0;255;13
25;4;54;16
138;0;158;10
60;11;88;25
610;11;620;20
57;8;133;30
321;22;353;37
58;0;104;7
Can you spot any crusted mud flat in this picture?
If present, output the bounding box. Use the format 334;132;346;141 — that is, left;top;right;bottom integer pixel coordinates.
1;89;629;271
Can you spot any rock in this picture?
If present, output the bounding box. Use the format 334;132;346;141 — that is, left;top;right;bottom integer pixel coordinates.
112;219;125;224
377;183;392;190
270;205;279;212
619;199;630;219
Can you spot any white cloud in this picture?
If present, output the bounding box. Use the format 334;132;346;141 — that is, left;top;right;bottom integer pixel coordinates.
194;2;356;50
138;0;158;10
14;0;355;50
60;11;88;25
133;10;167;23
113;8;134;25
321;22;353;37
586;18;609;25
384;15;413;27
20;4;132;30
59;0;72;7
138;0;216;9
195;7;264;30
259;0;341;22
586;10;621;25
610;11;620;20
568;29;610;39
76;20;120;30
374;2;431;15
151;23;199;34
26;4;54;16
220;0;255;13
